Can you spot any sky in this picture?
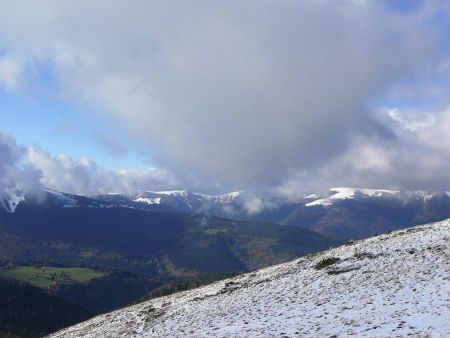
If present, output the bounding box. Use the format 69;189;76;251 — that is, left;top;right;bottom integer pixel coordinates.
1;0;450;197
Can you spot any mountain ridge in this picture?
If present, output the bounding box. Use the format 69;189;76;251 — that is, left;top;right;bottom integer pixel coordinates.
3;186;450;215
4;186;450;243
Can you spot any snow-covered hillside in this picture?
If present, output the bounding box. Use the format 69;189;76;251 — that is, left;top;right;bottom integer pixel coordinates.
50;219;450;337
305;187;449;207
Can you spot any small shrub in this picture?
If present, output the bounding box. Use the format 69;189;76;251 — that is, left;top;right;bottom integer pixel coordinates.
314;257;340;270
354;252;376;260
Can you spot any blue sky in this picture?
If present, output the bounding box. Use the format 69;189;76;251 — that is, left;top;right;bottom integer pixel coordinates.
0;46;150;170
0;83;149;170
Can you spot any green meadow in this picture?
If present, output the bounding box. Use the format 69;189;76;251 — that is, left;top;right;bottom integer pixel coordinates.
0;266;105;288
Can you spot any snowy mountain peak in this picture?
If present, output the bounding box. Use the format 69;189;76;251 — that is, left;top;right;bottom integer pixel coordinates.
143;190;190;197
49;218;450;337
306;187;401;206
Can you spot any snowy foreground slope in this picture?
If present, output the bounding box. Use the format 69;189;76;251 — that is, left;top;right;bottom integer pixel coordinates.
50;220;450;338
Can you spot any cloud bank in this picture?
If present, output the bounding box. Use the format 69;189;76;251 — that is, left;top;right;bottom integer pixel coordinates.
27;147;177;195
0;133;178;197
0;133;42;198
1;1;450;194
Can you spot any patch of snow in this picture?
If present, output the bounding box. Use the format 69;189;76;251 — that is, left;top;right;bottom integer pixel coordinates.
148;190;190;197
304;193;320;199
134;197;162;205
50;219;450;338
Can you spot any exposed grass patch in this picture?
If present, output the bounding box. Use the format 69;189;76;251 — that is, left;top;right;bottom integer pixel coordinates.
203;228;228;235
79;250;96;258
0;266;105;288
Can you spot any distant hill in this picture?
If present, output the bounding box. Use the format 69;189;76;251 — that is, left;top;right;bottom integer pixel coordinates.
0;203;333;273
283;188;450;241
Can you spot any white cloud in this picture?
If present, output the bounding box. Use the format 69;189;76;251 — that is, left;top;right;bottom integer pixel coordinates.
241;194;279;216
0;1;449;193
415;107;450;152
0;133;42;197
383;108;436;132
27;147;177;195
0;56;22;90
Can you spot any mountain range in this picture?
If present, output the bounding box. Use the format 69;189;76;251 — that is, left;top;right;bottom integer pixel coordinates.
1;186;450;336
4;186;450;242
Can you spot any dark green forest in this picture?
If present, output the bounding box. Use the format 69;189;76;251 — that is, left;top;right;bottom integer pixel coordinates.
0;278;93;337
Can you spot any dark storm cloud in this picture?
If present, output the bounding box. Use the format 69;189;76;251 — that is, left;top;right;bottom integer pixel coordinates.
0;0;449;194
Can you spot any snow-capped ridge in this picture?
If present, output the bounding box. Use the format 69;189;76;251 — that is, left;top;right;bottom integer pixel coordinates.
4;186;450;217
305;187;440;207
138;190;190;197
131;190;244;207
45;188;78;207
